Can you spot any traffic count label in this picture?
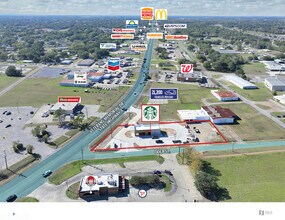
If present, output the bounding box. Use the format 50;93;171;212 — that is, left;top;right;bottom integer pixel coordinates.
181;64;194;73
164;24;187;29
141;104;160;122
146;33;164;39
150;88;178;100
111;34;134;39
58;96;81;103
141;7;154;20
165;35;188;40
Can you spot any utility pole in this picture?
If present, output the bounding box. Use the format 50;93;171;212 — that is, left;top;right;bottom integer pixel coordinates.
81;145;84;163
4;150;8;169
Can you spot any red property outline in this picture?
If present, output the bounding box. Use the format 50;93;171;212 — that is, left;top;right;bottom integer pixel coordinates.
141;104;160;123
90;120;228;152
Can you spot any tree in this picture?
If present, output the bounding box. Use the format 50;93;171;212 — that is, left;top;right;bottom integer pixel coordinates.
191;159;203;174
54;108;67;126
5;66;22;77
272;90;277;96
42;134;49;143
31;125;41;137
26;145;34;154
203;61;212;70
12;141;24;153
178;58;191;65
187;44;195;51
71;114;85;129
194;171;218;198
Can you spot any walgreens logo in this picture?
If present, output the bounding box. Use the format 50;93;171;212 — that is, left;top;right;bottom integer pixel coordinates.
181;64;194;74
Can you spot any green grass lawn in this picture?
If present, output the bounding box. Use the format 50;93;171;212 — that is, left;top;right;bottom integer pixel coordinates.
151;82;213;121
255;103;271;110
0;75;20;91
0;77;129;109
160;174;172;192
205;152;285;202
220;103;285;141
66;182;80;200
53;135;69;147
49;155;165;185
16;197;39;202
229;83;272;101
242;62;267;75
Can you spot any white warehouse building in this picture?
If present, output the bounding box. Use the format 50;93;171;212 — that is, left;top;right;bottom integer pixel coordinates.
264;77;285;91
226;75;257;89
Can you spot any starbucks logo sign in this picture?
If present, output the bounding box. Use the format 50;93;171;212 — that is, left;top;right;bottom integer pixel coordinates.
141;105;160;122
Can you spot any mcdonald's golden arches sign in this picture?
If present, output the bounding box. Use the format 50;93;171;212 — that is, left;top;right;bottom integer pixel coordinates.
155;9;168;20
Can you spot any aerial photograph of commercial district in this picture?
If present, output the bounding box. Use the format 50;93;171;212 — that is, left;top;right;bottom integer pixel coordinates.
0;0;284;219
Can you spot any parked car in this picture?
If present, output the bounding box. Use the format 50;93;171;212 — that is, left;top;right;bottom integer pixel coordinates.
5;124;11;128
155;140;164;144
6;111;11;116
42;170;52;178
153;170;161;175
172;140;182;144
0;119;3;123
3;110;7;115
164;170;173;175
195;129;200;133
6;194;17;202
30;111;34;114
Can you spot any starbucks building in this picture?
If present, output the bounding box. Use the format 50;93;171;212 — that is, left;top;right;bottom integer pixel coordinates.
134;123;161;136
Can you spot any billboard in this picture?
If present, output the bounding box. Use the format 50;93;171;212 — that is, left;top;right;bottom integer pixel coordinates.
164;24;187;29
181;64;194;74
58;96;81;103
111;34;134;39
165;35;188;40
100;43;117;49
112;28;135;33
150;88;178;100
155;9;168;20
74;72;88;85
126;20;139;29
141;104;160;122
108;58;120;72
131;44;147;51
141;7;154;20
146;32;164;39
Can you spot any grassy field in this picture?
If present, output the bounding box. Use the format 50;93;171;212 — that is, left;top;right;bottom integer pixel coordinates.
205;152;285;202
203;146;285;157
150;82;213;121
0;77;129;109
0;75;20;91
49;155;165;185
17;197;39;202
229;83;272;101
66;182;80;200
220;103;285;141
242;62;267;75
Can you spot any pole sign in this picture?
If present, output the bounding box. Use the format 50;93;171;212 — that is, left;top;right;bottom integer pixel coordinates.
150;88;178;100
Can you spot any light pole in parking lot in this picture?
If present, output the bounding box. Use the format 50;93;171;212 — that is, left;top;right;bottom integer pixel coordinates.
3;150;8;169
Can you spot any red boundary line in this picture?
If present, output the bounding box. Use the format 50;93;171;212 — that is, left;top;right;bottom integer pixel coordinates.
90;120;228;152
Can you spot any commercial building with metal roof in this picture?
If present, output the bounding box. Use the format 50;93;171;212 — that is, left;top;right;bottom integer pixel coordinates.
201;106;236;124
226;75;257;89
273;95;285;105
264;77;285;91
211;90;239;101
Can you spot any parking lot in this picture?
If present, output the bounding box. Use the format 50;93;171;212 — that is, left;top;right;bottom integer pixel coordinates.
0;107;68;170
96;121;224;150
